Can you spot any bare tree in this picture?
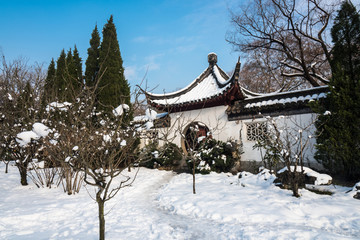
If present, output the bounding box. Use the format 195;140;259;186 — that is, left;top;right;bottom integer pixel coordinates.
255;115;317;197
240;48;312;92
148;106;230;194
43;83;146;240
0;55;46;183
227;0;335;88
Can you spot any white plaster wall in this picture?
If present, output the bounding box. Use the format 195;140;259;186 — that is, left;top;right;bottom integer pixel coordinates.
154;108;321;169
239;113;320;169
162;106;239;148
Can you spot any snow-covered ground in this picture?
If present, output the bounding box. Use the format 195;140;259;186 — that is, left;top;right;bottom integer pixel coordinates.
0;163;359;240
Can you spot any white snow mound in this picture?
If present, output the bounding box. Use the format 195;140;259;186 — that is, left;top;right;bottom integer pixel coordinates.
278;166;332;185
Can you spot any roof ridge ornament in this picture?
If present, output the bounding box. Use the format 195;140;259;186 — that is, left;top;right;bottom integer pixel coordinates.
208;52;217;66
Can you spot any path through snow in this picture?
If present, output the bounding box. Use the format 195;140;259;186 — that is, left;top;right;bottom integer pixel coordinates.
1;164;359;239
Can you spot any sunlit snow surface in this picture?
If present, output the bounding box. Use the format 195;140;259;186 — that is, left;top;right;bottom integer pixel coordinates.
0;163;359;239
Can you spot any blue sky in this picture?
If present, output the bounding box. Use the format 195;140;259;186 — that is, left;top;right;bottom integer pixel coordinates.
0;0;241;93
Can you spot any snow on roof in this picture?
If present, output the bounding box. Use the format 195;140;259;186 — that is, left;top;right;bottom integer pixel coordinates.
149;64;232;106
243;86;328;109
133;112;168;122
144;53;251;110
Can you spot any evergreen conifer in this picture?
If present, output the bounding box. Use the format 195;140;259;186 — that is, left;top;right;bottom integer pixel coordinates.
314;0;360;180
43;58;56;103
66;49;76;101
98;15;131;114
65;48;82;101
55;49;67;101
85;25;100;88
73;45;83;89
16;81;35;125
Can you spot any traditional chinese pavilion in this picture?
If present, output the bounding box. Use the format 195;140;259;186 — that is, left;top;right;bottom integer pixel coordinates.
144;53;328;170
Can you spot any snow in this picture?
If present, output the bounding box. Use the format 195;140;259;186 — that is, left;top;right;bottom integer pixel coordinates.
133;112;168;122
103;134;111;143
150;65;231;105
120;140;127;146
278;166;332;185
72;146;79;151
245;93;325;109
145;108;157;120
16;131;39;147
1;163;359;239
145;121;154;130
113;104;129;117
243;86;329;109
16;123;51;147
46;102;72;112
32;122;51;137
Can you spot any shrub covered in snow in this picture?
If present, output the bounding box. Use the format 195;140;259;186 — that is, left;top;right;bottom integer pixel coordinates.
352;182;360;200
275;166;332;190
187;138;238;174
139;142;183;170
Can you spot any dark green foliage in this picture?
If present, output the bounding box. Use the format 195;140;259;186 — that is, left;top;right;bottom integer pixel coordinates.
71;46;83;97
45;46;83;103
138;141;161;169
98;15;131;114
330;0;360;80
65;49;76;101
140;142;183;169
85;25;100;87
43;58;56;103
65;47;82;101
72;46;83;86
253;138;281;172
55;49;67;101
2;81;38;185
187;139;237;174
159;143;183;168
16;81;35;124
314;0;360;180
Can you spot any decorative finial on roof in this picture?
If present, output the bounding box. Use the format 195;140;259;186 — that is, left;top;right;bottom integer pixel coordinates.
208;52;217;65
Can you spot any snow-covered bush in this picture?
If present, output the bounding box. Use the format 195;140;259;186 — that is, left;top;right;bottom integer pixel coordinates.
139;142;183;169
187;138;239;174
275;166;332;190
253;115;317;197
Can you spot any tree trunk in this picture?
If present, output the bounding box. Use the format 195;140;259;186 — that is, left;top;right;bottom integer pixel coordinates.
17;164;28;186
97;197;105;240
5;162;9;173
192;159;196;194
291;172;300;198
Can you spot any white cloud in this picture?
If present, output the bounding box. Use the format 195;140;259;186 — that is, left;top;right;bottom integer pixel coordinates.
144;53;164;71
124;65;137;80
133;36;151;43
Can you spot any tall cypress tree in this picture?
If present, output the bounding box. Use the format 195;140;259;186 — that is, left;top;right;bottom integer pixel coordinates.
85;25;100;88
314;0;360;180
43;58;56;103
66;49;76;101
65;48;83;101
55;49;67;101
73;45;83;89
16;81;35;124
98;15;131;113
331;0;360;80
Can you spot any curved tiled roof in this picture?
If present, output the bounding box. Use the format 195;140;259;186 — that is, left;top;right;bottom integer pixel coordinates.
226;86;329;120
144;53;328;117
145;53;258;112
